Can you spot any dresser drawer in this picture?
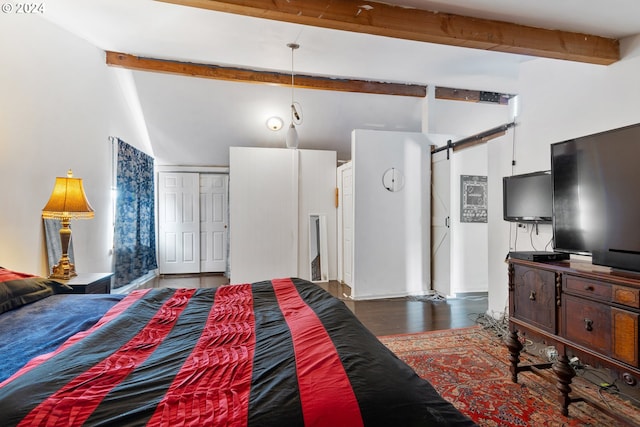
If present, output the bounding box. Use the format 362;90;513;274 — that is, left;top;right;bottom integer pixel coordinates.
613;286;640;309
612;307;639;366
563;294;611;354
564;275;611;301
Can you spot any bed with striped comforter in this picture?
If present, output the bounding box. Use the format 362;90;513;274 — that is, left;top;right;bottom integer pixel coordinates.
0;277;475;426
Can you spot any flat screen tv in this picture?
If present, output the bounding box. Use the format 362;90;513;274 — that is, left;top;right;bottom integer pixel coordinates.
503;171;552;223
551;122;640;272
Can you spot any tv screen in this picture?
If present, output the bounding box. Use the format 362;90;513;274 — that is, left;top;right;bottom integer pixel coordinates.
502;171;552;223
551;122;640;272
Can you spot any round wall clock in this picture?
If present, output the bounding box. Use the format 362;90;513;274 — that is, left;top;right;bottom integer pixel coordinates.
382;167;405;192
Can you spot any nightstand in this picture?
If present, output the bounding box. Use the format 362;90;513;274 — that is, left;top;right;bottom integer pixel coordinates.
59;273;113;294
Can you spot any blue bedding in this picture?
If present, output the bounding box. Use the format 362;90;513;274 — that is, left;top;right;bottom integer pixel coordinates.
0;293;124;383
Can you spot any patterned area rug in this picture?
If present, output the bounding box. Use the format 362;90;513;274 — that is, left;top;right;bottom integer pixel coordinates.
379;326;640;427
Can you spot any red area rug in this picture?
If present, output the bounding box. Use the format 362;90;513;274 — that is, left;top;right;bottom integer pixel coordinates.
379;326;640;427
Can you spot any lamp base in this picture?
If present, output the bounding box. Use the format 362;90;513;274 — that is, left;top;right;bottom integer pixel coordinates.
49;218;76;280
49;258;77;280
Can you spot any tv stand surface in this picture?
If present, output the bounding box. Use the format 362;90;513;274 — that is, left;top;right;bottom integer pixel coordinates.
506;258;640;423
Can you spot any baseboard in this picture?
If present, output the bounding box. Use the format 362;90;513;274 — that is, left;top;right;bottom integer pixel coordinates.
111;270;158;294
455;291;488;298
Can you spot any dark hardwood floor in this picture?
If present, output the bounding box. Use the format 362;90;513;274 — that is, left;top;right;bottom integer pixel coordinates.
148;274;488;336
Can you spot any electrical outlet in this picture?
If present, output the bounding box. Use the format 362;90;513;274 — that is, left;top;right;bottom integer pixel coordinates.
545;346;558;361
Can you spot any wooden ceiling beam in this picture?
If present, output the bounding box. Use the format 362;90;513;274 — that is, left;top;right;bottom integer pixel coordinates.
156;0;619;65
435;86;512;104
106;51;427;97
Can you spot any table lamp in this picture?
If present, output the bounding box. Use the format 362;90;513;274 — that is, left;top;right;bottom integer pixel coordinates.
42;169;94;279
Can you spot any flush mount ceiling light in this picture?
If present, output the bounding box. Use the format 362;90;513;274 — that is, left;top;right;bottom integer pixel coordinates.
285;42;303;149
266;116;283;131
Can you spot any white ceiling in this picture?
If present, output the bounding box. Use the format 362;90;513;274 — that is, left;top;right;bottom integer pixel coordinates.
41;0;640;163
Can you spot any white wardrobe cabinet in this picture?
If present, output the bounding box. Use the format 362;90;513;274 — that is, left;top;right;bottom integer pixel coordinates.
229;147;337;284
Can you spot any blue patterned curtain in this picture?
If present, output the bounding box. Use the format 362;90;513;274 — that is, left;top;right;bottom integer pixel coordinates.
113;139;157;288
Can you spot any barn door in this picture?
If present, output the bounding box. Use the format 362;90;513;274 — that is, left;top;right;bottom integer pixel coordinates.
431;150;451;296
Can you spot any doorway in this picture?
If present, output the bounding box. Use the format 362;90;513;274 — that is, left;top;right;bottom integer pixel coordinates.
337;163;353;286
431;150;451;296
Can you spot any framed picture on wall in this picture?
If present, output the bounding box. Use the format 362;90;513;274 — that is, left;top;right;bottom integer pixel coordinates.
460;175;488;223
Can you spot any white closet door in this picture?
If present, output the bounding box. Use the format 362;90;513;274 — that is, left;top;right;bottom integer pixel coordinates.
199;174;228;272
229;147;298;284
158;172;200;274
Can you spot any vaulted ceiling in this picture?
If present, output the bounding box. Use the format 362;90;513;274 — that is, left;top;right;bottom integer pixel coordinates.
42;0;640;163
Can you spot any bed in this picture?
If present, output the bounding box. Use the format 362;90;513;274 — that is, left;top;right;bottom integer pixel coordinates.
0;268;476;426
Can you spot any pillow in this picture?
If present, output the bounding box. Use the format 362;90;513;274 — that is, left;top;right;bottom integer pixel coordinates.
0;267;73;314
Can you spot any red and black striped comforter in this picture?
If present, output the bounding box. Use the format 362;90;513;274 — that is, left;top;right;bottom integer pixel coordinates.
0;278;476;426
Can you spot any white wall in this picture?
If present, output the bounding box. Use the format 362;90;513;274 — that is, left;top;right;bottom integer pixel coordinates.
351;130;431;299
449;145;490;294
0;16;147;275
486;35;640;316
429;98;511;138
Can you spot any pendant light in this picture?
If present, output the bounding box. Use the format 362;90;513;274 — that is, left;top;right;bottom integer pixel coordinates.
285;42;302;149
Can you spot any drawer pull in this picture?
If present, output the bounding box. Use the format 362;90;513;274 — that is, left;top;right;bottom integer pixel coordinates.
584;285;595;291
529;291;536;301
584;318;593;331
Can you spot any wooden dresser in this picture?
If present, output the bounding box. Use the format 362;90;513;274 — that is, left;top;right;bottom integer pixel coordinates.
506;258;640;420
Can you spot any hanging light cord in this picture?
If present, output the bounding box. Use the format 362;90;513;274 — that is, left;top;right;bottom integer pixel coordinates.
290;44;295;109
284;42;301;149
287;43;302;124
